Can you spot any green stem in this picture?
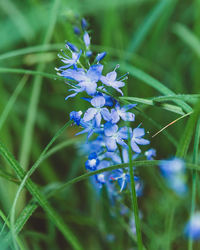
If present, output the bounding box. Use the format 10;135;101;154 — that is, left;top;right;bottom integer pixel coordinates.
188;117;200;250
128;133;143;249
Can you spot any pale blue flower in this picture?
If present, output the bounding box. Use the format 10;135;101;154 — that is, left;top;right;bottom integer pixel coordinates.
95;160;111;188
109;169;130;192
62;64;103;98
185;212;200;240
110;102;136;124
159;158;187;195
77;119;102;139
131;128;150;153
83;95;110;127
104;122;130;151
70;111;82;125
100;69;125;95
145;148;156;160
83;32;90;48
57;49;81;70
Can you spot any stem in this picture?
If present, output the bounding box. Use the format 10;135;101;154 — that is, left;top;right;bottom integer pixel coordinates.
188;117;200;250
128;133;143;249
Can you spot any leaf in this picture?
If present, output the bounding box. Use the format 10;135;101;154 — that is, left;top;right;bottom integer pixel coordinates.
0;142;83;250
0;76;28;131
118;62;193;113
173;23;200;58
152;94;200;103
0;43;62;60
125;0;173;57
120;96;185;115
176;100;200;157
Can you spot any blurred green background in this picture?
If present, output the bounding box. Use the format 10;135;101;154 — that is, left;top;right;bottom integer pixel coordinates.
0;0;200;249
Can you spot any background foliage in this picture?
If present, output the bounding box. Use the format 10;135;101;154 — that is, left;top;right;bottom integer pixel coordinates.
0;0;200;249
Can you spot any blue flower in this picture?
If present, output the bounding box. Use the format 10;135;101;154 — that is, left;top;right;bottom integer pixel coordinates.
184;212;200;240
62;64;103;97
66;42;79;52
100;68;125;95
57;49;81;70
159;158;187;195
109;169;142;194
83;95;110;127
77;135;105;155
95;160;111;188
110;102;136;124
83;32;90;48
81;18;88;30
145;148;156;160
77;119;103;139
86;51;92;57
131;128;150;153
121;148;138;163
70;111;82;125
85;152;99;171
73;26;81;35
159;158;185;177
134;176;143;197
104;122;130;151
109;169;130;192
95;52;106;62
101;151;122;164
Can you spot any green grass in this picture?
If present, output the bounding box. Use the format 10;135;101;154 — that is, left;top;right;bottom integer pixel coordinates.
0;0;200;249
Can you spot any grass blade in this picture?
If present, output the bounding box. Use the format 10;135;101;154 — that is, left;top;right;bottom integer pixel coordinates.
12;159;200;239
188;117;200;250
176;101;200;157
118;62;193;113
10;120;72;247
19;0;61;171
0;44;62;61
120;96;185;115
0;76;28;131
0;142;83;250
173;23;200;58
125;0;172;58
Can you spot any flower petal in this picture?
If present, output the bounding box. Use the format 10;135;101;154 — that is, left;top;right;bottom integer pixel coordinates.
83;108;97;122
106;71;117;82
116;138;128;148
135;138;150;145
133;128;145;138
110;109;120;124
65;92;78;100
83;32;90;47
104;122;118;137
120;111;135;122
105;137;117;152
121;104;137;111
87;64;103;82
91;96;105;108
101;108;111;121
95;112;102;127
118;126;131;139
131;140;141;153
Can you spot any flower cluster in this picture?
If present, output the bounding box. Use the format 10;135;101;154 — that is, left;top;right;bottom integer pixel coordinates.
56;18;195;242
56;19;152;197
